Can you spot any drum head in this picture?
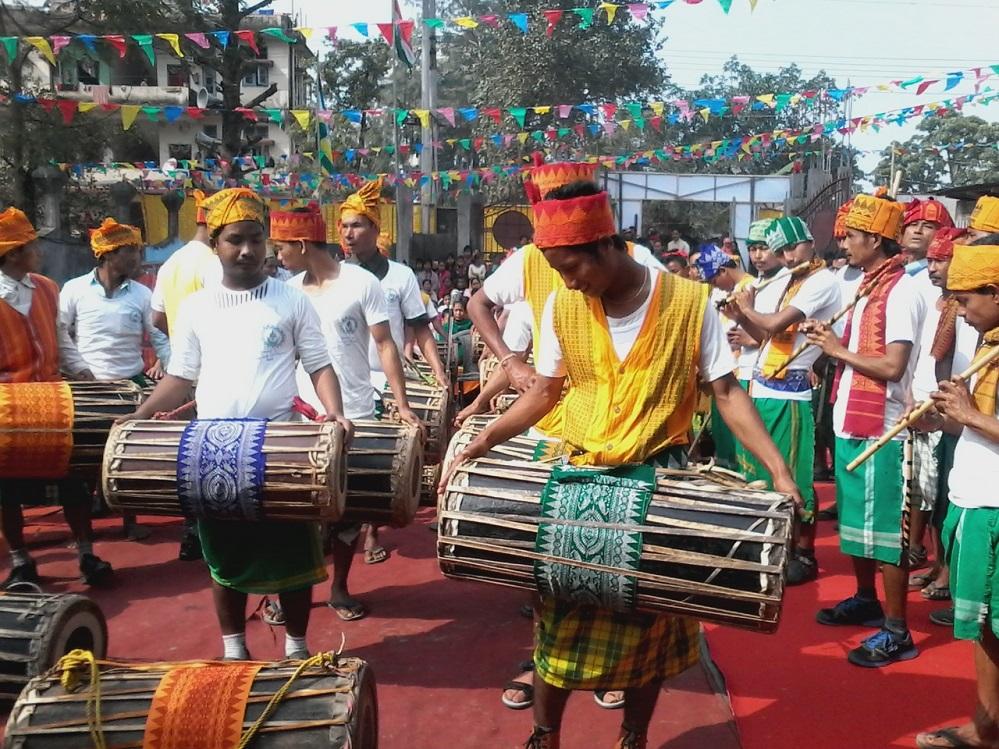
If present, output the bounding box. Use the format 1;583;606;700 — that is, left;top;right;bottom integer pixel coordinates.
35;595;108;677
349;660;379;749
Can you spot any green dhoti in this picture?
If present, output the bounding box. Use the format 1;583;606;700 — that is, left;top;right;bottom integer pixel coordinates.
198;519;328;594
834;436;905;565
737;396;815;520
710;379;748;470
943;505;999;641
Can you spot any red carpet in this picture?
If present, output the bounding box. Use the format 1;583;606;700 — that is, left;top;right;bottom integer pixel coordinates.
1;508;738;749
705;482;975;749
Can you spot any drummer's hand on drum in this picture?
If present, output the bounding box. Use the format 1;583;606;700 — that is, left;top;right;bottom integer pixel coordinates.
771;473;810;523
454;398;487;428
145;360;165;381
503;357;535;394
437;439;489;495
397;406;426;441
322;414;354;446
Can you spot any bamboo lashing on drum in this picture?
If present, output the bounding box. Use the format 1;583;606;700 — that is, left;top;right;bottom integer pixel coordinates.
714;260;814;310
846;342;999;471
53;650;353;749
0;381;74;478
144;662;262;749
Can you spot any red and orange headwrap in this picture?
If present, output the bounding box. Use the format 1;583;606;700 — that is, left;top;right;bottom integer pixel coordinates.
524;160;599;205
270;205;326;243
902;197;954;229
533;191;616;250
0;207;37;257
90;218;143;258
833;199;853;240
926;227;968;262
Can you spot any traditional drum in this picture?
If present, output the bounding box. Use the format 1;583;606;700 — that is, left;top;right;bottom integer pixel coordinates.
0;592;107;701
382;381;450;464
3;654;377;749
0;381;142;482
343;420;423;527
492;393;519;413
478;355;500;390
444;416;563;464
438;432;794;632
102;420;347;522
419;463;442;508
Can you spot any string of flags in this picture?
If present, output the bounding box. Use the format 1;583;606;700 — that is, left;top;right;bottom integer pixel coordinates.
4;62;996;135
2;0;765;69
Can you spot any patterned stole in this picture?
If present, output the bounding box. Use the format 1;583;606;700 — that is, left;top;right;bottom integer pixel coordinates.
760;258;826;379
930;296;961;361
971;328;999;416
176;419;267;520
0;275;60;383
835;255;907;437
0;381;74;478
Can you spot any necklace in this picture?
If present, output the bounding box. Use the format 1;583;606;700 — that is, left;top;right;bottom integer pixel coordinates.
611;267;650;305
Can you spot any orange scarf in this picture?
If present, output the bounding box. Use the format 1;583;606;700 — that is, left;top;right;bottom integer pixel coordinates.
929;296;961;362
760;258;826;379
971;328;999;416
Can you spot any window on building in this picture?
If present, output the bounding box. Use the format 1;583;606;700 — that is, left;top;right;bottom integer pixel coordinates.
243;64;269;87
168;143;193;161
203;124;219;138
166;64;187;87
203;68;217;94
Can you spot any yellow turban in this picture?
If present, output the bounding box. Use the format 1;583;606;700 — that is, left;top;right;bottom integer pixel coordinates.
970;196;999;234
339;178;383;229
201;188;266;235
948;244;999;292
192;189;208;225
0;207;38;257
845;193;904;241
90;218;143;258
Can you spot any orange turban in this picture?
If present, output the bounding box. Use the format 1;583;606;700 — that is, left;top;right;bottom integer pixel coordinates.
192;189;208;225
339;178;383;229
270;206;326;243
834;199;853;239
524;161;599;204
90;218;143;258
845;193;904;241
0;207;38;257
533;191;616;250
201;188;265;235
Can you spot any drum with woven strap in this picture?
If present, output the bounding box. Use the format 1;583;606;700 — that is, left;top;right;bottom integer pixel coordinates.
0;592;107;701
0;381;142;482
382;381;450;465
3;654;377;748
438;429;794;633
343;420;423;527
101;420;347;522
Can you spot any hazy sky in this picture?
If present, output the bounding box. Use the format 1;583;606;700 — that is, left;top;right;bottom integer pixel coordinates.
272;0;999;185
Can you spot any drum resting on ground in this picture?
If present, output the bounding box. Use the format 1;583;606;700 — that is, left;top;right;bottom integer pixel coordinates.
3;655;377;749
437;422;794;633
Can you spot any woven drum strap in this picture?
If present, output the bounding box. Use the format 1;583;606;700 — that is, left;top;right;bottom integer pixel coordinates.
143;663;263;749
176;419;267;520
534;464;655;612
0;381;74;478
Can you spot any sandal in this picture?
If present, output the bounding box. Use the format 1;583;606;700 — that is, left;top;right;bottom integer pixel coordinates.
921;583;952;601
916;727;980;748
328;600;367;621
501;660;535;710
364;546;389;565
909;570;937;589
593;690;625;709
261;597;286;626
908;547;929;570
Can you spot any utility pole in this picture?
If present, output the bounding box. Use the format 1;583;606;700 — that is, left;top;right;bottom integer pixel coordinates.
420;0;438;234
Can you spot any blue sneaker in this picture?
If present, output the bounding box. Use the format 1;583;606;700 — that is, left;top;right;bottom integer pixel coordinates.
816;595;885;627
847;628;918;668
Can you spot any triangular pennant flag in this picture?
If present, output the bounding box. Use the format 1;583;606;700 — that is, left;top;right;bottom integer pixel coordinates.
603;121;617;135
600;103;618;118
437;107;456;126
77;34;97;52
163;106;184;122
376;22;395;44
104;35;127;58
557;104;573;119
351;23;369;38
480;15;500;27
185;107;204;119
573;8;595;28
483;107;502;124
157;33;184;58
458;107;478;121
291;110;311;131
517;132;530;145
508;13;529;32
756;93;776;108
412;109;431;128
133;35;155;65
508;107;528;127
916;80;939;95
749;0;759;9
625;102;642;119
395;108;409;125
599;2;620;23
531;130;545;143
543;10;563;36
141;105;160;120
459;138;471;150
265;109;284;124
185;32;209;49
649;115;662;130
628;3;650;20
211;30;230;47
633;117;645;130
534;106;551;116
424;18;446;29
650;101;664;117
294;27;313;40
235;107;258;121
77;102;98;113
620;119;631;131
25;37;56;65
326;26;338;43
234;29;258;53
50;36;71;55
717;0;733;13
55;99;76;124
120;105;141;130
453;16;479;29
0;37;16;62
945;72;963;91
558;127;570;137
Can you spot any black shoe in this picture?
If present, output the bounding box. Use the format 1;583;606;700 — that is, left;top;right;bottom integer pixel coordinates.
786;552;818;586
178;533;203;562
816;504;838;521
2;560;39;590
847;627;918;668
816;595;885;627
79;554;113;586
929;607;955;627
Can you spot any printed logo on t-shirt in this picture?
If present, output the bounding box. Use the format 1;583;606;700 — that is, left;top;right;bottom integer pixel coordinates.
338;315;359;338
260;324;286;359
385;289;400;306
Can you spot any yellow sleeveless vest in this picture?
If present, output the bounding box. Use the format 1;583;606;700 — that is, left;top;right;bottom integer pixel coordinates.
552;271;708;465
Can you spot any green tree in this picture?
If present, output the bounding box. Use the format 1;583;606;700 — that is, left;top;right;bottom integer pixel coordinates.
872;112;999;192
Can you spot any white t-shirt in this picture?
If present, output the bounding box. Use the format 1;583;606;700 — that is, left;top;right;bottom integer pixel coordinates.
502;301;534;353
149;239;222;313
168;278;330;420
835;265;864;308
483;243;665;308
735;268;788;382
948;363;999;509
833;273;926;438
535;268;735;384
467;262;487;283
288;265;388;420
667;238;691;255
365;259;427;373
752;268;842;401
911;281;943;403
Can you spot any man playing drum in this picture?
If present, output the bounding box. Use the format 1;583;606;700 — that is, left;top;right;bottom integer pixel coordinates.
124;188;352;661
0;207;113;589
444;181;801;749
271;205;421;622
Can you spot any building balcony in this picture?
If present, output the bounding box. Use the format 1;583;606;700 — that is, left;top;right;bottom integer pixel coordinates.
56;83;191;106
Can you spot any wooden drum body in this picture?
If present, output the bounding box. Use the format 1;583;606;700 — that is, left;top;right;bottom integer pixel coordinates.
0;593;107;701
438;429;794;632
4;656;377;749
383;382;450;464
344;421;423;527
102;420;347;522
419;463;442;508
